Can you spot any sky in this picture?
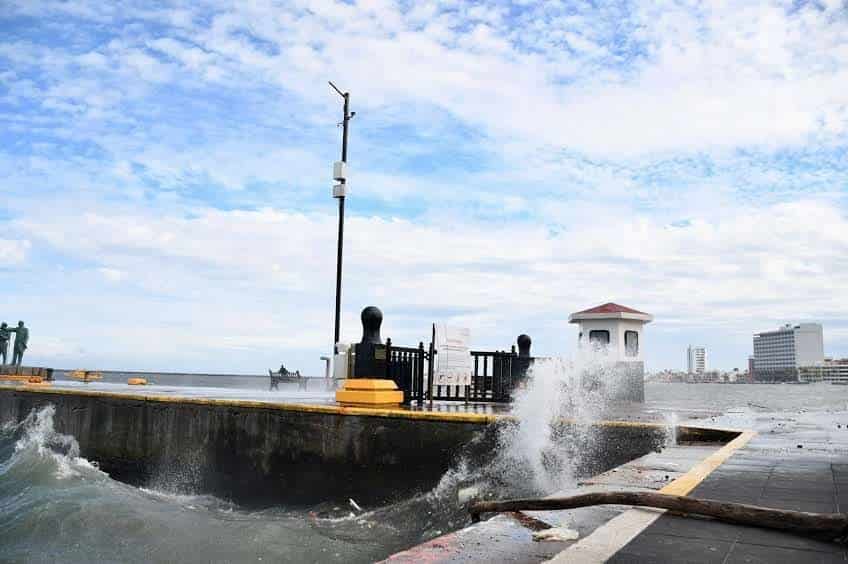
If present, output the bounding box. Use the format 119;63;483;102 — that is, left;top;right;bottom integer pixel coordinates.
1;0;847;375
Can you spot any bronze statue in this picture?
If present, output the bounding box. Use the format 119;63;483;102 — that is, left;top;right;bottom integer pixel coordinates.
9;321;28;366
0;322;9;365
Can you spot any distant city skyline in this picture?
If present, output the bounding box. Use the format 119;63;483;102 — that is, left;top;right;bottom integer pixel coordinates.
2;2;847;375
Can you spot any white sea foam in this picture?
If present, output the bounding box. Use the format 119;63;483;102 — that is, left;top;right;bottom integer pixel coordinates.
665;411;679;447
496;350;623;493
9;405;105;480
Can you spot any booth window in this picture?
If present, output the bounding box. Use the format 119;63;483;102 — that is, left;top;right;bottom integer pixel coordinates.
625;331;639;357
589;330;610;347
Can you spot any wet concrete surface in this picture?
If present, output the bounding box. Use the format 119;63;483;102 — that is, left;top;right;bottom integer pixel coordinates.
607;414;848;563
393;384;848;563
386;441;727;563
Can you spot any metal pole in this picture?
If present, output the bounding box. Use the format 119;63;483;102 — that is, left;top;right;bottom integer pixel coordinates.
331;85;351;353
333;196;344;351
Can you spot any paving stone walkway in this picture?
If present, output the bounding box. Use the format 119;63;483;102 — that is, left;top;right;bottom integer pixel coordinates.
608;435;848;563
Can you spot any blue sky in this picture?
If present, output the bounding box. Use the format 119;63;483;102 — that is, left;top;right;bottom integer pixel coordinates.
1;0;847;374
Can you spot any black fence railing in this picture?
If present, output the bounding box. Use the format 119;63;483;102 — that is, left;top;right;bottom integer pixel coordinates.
383;339;428;405
384;340;533;405
468;349;515;402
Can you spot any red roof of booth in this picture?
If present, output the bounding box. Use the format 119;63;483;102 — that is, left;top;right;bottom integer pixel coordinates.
574;302;650;316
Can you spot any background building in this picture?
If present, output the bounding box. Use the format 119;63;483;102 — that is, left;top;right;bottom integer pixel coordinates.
800;359;848;383
687;345;706;374
752;323;824;381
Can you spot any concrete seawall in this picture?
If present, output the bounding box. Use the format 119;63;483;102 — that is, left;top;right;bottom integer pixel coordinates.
0;387;498;506
0;386;679;507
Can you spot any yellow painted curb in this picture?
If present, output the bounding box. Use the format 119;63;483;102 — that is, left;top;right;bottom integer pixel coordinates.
0;375;33;382
660;430;756;496
127;377;148;385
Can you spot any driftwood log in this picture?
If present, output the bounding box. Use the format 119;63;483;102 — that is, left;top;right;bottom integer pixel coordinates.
469;491;848;543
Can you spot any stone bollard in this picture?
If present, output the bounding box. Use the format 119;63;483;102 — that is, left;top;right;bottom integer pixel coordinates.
335;306;403;407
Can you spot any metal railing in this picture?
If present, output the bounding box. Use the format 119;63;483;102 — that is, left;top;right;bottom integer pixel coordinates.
383;339;428;405
384;340;533;405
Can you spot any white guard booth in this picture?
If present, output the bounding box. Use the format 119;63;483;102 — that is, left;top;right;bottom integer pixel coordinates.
568;302;653;402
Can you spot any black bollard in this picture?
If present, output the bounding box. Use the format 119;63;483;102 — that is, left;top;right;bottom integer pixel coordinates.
517;334;532;358
336;306;403;406
353;306;386;378
514;334;534;384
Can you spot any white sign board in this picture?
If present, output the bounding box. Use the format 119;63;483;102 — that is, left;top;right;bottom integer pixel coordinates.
434;325;472;386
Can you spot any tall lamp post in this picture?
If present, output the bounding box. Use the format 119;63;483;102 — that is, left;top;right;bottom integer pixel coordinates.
329;81;354;354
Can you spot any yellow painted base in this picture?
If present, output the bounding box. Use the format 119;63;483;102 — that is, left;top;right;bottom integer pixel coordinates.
70;370;102;382
127;377;148;385
335;379;403;407
0;375;31;382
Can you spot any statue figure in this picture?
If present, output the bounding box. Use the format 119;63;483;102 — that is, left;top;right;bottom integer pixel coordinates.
9;321;28;366
0;322;10;365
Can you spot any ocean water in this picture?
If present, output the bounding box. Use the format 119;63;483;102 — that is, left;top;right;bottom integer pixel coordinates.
3;380;848;562
0;406;483;563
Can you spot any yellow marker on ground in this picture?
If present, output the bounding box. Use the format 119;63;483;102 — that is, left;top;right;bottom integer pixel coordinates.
25;376;50;387
335;378;403;407
70;370;102;382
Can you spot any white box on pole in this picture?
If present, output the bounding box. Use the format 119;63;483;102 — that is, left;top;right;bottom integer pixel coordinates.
333;161;346;181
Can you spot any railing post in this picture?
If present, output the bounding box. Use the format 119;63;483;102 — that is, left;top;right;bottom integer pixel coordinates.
385;337;393;381
428;325;436;407
417;341;425;406
403;350;412;405
483;354;489;398
473;354;479;400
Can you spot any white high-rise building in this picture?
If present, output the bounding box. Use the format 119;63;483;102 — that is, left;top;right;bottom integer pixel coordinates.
752;323;824;381
687;346;706;374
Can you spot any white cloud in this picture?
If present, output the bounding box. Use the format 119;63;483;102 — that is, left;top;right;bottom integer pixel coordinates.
11;198;848;371
97;267;126;282
2;0;848;372
6;0;848;159
0;239;31;265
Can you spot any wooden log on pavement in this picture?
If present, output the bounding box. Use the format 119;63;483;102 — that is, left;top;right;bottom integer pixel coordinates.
469;491;848;543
